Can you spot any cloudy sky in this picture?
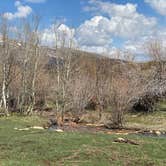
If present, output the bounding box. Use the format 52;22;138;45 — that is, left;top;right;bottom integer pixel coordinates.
0;0;166;59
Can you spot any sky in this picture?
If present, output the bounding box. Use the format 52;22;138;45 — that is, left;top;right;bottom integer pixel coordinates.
0;0;166;60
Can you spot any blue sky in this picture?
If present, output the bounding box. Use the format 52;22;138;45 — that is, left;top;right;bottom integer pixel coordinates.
0;0;166;59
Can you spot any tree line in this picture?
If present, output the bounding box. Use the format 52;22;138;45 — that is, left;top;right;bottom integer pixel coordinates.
0;15;165;128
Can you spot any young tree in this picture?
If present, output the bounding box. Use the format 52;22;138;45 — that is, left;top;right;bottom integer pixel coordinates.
0;17;17;115
17;15;42;115
71;72;95;114
50;24;77;124
95;57;111;119
146;40;166;81
107;51;149;128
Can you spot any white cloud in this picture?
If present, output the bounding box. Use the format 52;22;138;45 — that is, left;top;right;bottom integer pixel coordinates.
87;0;138;18
145;0;166;16
76;0;158;55
41;19;114;55
84;0;157;39
123;27;166;56
76;16;113;47
41;24;76;47
3;1;32;20
41;0;165;58
25;0;46;3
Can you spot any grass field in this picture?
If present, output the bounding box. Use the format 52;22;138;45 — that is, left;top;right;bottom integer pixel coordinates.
0;116;166;166
126;111;166;131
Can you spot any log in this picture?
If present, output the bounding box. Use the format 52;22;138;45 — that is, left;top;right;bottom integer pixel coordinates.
114;137;139;145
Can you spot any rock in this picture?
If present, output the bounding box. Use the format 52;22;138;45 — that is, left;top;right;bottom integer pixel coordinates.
117;137;125;142
154;131;161;136
47;119;58;130
149;130;153;133
49;119;58;126
48;127;63;132
162;131;165;135
48;127;57;131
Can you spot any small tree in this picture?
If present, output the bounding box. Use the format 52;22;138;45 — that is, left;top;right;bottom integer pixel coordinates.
95;57;111;119
107;51;148;128
17;15;42;115
50;23;76;124
146;40;166;81
72;73;95;113
0;17;17;115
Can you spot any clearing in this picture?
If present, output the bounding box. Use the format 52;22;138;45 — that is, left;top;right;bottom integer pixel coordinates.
0;113;166;166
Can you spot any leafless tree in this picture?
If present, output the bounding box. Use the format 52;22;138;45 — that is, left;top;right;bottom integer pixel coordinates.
16;15;42;115
71;72;95;114
49;24;77;124
95;57;111;119
146;40;166;81
0;17;17;115
106;51;150;128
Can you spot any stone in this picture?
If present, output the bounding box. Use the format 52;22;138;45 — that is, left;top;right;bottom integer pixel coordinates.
155;131;161;136
117;137;125;142
149;130;153;133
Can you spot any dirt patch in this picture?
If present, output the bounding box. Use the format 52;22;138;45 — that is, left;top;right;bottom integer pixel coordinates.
62;122;140;135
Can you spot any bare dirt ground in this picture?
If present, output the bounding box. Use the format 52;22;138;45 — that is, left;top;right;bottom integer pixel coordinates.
62;123;140;135
38;110;166;136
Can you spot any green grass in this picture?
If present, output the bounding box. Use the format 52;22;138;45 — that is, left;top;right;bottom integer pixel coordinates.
126;111;166;131
156;100;166;111
0;116;166;166
125;100;166;130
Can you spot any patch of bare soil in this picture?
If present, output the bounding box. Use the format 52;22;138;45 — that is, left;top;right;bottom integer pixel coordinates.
62;122;140;135
38;111;141;135
38;111;166;136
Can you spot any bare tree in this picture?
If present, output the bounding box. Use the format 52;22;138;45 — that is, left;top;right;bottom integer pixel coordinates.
71;72;95;113
16;15;42;115
0;17;17;115
146;40;166;81
49;24;77;124
106;51;149;128
95;57;111;119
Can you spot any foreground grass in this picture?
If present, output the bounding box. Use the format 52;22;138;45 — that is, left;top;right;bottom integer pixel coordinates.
0;116;166;166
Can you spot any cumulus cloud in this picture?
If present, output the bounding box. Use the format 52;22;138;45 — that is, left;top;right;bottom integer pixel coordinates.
145;0;166;16
86;0;138;18
83;0;157;39
76;16;113;46
76;0;158;55
3;1;32;20
41;24;76;47
123;26;166;56
40;0;165;57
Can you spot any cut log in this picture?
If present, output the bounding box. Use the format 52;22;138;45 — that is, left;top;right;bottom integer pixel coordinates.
114;137;139;145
